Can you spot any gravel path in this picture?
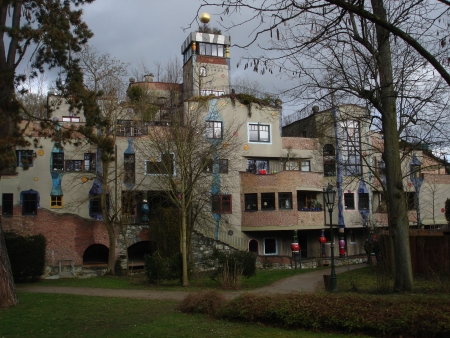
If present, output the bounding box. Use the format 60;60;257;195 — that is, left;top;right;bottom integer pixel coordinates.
16;264;366;301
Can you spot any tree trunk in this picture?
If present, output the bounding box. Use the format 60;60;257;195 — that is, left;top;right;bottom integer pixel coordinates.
181;178;189;287
0;218;18;308
102;161;116;275
371;0;413;291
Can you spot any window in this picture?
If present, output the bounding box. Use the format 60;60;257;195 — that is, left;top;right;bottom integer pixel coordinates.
205;121;223;139
247;159;269;173
200;89;225;96
212;194;232;214
245;193;258;211
62;116;80;122
278;192;292;209
203;158;214;173
350;230;356;243
219;159;228;174
16;150;33;167
264;238;277;255
300;160;311;172
285;161;298;171
198;42;224;57
52;153;64;171
199;66;207;77
297;192;317;210
2;193;13;215
89;194;102;215
405;192;416;210
121;191;134;215
341;121;361;175
65;160;82;172
124;153;135;184
84;153;96;172
145;153;174;175
50;195;63;208
358;193;370;210
117;120;147;137
323;144;336;176
22;193;37;215
249;123;270;143
344;193;355;210
261;193;275;210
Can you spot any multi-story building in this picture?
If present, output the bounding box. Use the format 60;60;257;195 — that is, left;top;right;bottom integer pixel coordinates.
2;24;450;276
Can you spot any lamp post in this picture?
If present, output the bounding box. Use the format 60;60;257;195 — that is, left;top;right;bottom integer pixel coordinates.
324;183;337;292
410;154;423;228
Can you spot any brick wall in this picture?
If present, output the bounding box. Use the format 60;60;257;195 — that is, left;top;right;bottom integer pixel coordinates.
241;171;324;228
282;137;318;150
1;207;112;267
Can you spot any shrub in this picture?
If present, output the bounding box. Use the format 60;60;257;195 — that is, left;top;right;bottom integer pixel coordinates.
144;251;183;284
208;249;257;289
144;252;168;284
177;291;225;316
215;293;450;337
4;232;46;282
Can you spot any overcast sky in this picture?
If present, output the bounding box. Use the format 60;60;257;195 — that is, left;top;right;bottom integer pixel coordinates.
80;0;298;116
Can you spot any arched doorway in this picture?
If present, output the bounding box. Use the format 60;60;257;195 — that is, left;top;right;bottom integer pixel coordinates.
248;239;259;254
127;241;152;269
83;244;109;265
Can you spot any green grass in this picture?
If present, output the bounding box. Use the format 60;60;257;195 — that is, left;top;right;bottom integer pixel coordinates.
33;268;321;291
0;292;359;338
337;265;450;294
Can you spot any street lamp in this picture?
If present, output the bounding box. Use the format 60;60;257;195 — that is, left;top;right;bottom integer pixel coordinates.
323;183;337;292
410;154;423;228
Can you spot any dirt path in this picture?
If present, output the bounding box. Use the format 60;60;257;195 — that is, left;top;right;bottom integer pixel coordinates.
16;264;366;301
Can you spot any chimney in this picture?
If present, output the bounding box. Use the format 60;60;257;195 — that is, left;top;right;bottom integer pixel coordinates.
312;105;319;114
144;73;154;82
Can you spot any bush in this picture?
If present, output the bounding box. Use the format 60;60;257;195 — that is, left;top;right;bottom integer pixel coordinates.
177;291;225;316
215;293;450;337
4;232;46;282
144;252;168;284
144;251;183;284
207;249;257;289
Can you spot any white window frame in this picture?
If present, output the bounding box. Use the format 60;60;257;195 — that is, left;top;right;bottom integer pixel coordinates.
248;123;272;144
62;116;80;122
300;160;311;172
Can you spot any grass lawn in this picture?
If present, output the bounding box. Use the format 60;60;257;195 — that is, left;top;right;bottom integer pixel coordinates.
337;265;450;295
34;267;324;291
0;293;364;338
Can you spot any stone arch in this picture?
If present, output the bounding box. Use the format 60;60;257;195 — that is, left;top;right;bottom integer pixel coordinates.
127;241;152;268
248;239;259;254
83;244;109;265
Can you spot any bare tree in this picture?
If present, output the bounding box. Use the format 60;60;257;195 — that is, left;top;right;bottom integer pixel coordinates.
78;45;129;100
134;98;242;286
196;0;450;291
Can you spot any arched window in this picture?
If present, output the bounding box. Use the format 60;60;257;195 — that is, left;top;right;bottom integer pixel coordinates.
323;144;336;177
199;66;207;77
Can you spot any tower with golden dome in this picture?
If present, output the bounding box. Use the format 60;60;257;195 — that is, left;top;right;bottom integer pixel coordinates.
181;13;231;98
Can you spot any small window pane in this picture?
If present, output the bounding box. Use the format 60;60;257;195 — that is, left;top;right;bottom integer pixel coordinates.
261;193;275;210
217;45;224;57
344;193;355;210
301;160;310;172
279;192;292;209
245;193;258;211
264;238;277;255
219;159;228;174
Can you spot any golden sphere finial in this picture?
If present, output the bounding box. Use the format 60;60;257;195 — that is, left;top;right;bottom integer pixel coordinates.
199;12;211;24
